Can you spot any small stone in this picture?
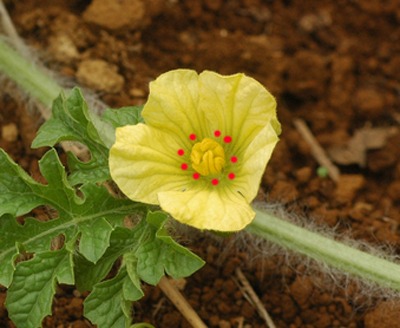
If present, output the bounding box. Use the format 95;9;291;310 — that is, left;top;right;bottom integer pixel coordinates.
48;33;79;63
2;123;19;142
76;59;124;93
295;166;313;183
299;10;332;33
290;276;314;306
364;301;400;328
269;180;299;203
83;0;145;30
335;174;366;204
129;88;146;98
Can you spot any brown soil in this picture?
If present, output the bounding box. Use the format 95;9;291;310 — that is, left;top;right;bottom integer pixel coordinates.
1;0;400;327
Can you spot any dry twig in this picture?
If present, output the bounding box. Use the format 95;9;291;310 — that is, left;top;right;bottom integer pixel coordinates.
235;268;276;328
158;276;208;328
293;118;340;182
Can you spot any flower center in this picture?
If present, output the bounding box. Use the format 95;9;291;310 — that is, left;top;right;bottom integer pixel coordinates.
177;131;237;185
190;138;226;176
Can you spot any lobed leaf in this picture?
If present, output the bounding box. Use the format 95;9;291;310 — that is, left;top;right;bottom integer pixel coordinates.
0;149;139;285
74;227;138;291
136;211;205;285
0;148;142;327
82;212;204;327
5;249;74;328
31;88;111;185
84;267;141;328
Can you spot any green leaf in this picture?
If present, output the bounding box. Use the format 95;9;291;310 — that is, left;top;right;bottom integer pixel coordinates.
0;148;77;218
102;106;144;128
79;217;114;263
135;211;205;285
124;253;145;301
84;267;141;328
76;212;204;292
5;249;74;328
31;88;111;185
74;227;138;291
0;148;140;287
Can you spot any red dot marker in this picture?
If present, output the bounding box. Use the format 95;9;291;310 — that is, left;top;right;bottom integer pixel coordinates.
230;156;238;163
211;179;219;185
223;136;232;143
193;173;200;180
177;149;185;156
181;163;188;170
228;173;235;180
189;134;196;141
214;130;221;137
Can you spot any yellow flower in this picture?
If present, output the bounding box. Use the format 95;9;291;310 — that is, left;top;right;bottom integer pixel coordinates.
109;69;280;231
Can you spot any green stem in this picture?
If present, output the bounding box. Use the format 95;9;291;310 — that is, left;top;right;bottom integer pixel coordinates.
0;38;114;145
0;38;62;107
247;207;400;291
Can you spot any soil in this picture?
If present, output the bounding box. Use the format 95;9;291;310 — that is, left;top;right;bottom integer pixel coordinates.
1;0;400;327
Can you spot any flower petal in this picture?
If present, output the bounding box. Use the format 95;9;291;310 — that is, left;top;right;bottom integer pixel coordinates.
142;69;208;146
198;71;280;154
158;187;255;231
232;122;280;202
109;123;189;204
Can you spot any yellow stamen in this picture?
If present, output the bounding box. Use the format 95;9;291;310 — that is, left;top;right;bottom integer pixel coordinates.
190;138;226;176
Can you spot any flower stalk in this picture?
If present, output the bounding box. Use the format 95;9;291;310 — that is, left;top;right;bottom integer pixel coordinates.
1;36;400;292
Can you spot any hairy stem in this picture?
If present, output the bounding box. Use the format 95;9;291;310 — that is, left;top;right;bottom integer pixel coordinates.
0;38;113;145
247;207;400;291
0;38;62;108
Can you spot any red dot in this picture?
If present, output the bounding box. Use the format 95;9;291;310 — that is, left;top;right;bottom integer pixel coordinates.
228;173;235;180
189;134;196;141
223;136;232;143
177;149;185;156
214;130;221;137
181;163;188;170
230;156;238;163
211;179;219;185
193;173;200;180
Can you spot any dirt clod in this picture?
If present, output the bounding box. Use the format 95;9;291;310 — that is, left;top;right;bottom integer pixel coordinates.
364;301;400;328
76;59;125;93
1;123;18;142
335;174;366;204
83;0;146;31
290;277;314;307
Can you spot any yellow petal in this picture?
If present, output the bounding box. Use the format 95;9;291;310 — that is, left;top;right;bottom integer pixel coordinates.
232;122;280;202
158;187;255;231
142;69;208;148
109;123;189;204
198;70;280;154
